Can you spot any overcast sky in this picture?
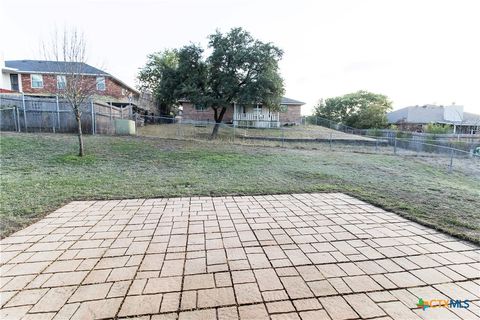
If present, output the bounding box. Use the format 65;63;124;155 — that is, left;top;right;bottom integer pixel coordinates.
1;0;479;114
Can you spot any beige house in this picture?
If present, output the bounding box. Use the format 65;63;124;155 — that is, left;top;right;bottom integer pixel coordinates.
181;97;305;128
387;104;480;134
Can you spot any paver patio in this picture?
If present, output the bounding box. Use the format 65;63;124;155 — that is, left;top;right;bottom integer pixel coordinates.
0;193;479;320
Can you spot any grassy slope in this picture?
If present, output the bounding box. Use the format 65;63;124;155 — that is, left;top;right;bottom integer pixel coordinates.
1;133;479;242
137;124;372;140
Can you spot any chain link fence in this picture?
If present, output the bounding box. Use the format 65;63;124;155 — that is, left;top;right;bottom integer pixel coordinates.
0;94;135;135
305;115;480;151
1;95;479;174
135;115;480;174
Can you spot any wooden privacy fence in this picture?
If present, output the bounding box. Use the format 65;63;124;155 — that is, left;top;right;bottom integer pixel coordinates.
0;94;134;134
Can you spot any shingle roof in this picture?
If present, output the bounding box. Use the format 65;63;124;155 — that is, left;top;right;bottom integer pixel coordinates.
462;112;480;125
5;60;108;76
280;97;305;105
388;105;480;125
178;96;305;105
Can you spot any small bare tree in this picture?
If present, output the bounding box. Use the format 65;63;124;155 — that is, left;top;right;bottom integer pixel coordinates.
43;27;97;156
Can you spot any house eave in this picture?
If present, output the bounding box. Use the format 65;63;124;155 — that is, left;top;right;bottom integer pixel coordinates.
1;67;19;73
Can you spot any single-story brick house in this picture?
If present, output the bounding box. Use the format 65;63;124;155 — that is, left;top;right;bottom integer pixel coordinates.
1;59;143;110
180;97;305;128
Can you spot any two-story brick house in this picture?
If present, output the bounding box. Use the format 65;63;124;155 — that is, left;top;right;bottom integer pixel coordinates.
1;60;141;109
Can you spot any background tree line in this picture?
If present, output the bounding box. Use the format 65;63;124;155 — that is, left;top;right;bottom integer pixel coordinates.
312;90;393;129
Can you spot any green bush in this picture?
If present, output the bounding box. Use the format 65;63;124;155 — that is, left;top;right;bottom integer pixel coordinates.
367;128;383;137
305;115;318;125
396;131;413;139
425;123;451;134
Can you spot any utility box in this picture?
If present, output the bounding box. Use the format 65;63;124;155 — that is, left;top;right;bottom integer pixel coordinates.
114;119;136;135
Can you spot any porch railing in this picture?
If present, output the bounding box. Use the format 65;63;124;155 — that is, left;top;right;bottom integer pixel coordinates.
233;112;280;128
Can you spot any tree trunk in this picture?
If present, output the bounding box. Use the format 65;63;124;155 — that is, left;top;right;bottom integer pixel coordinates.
210;107;227;139
211;122;221;139
76;114;85;157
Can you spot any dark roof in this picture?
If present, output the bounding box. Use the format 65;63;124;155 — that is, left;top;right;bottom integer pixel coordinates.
5;60;108;76
178;96;305;105
281;97;305;105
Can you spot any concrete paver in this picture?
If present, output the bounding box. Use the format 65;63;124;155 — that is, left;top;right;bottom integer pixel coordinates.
1;193;478;319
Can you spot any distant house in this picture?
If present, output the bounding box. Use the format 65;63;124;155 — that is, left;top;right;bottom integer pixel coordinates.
387;104;480;134
0;59;148;111
180;97;305;128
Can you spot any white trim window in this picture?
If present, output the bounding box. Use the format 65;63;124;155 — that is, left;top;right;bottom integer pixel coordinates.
194;103;207;111
57;75;66;89
31;74;43;88
96;76;106;91
252;104;263;114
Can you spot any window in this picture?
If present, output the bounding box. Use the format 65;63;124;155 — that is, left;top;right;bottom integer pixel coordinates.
31;74;43;88
252;105;263;114
57;75;66;89
194;103;207;111
10;74;19;91
279;105;288;113
96;77;106;91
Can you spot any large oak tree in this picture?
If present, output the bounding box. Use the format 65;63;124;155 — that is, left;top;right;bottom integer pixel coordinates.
138;27;285;138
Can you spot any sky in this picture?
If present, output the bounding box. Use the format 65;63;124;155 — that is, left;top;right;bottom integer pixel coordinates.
1;0;479;114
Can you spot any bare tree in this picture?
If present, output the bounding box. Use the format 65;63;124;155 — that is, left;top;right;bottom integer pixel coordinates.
43;27;97;156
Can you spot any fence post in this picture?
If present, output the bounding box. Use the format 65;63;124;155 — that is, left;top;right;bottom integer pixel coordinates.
56;96;60;131
22;93;27;132
375;138;378;152
91;100;95;135
176;118;180;138
52;108;56;133
281;126;285;147
16;106;20;132
11;106;17;132
394;136;397;155
448;149;454;173
329;133;332;150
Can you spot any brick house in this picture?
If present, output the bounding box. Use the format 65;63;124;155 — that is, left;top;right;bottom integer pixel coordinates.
180;97;305;128
1;60;145;110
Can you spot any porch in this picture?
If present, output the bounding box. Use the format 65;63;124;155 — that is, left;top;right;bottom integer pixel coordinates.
232;104;280;128
233;112;280;128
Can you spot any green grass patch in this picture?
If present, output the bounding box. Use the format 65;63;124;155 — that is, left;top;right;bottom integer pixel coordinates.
1;133;479;243
52;154;97;165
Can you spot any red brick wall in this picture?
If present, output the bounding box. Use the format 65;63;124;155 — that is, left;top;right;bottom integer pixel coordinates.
279;105;302;124
20;74;137;101
21;74;57;94
181;103;234;122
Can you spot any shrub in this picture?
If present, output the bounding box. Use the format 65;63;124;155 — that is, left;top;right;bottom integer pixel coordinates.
396;131;412;139
367;128;383;137
305;115;318;125
425;123;451;134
